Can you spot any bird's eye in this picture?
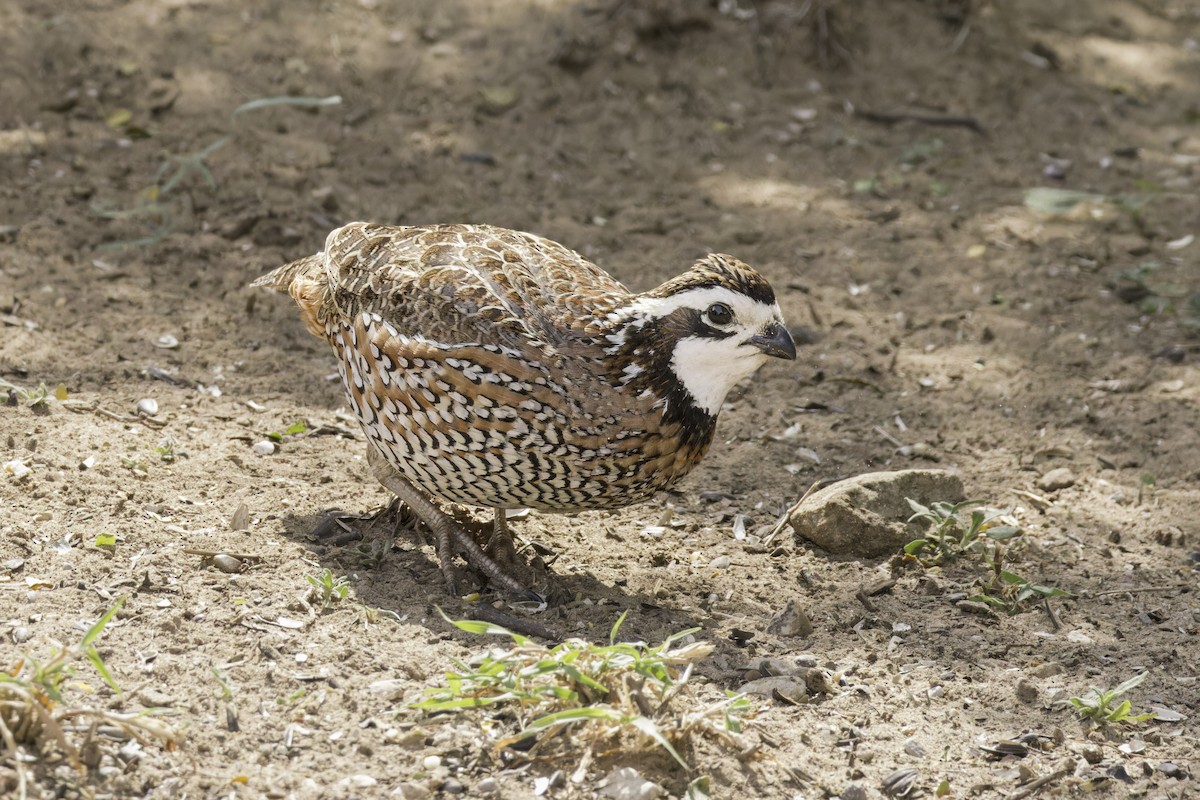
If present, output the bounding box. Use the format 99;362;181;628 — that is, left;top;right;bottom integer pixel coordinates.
705;303;735;327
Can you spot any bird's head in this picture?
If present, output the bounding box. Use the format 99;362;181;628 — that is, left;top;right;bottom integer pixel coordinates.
611;254;796;417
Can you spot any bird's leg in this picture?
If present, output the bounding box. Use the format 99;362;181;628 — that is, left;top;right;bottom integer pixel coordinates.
486;509;519;564
487;509;565;604
366;445;534;599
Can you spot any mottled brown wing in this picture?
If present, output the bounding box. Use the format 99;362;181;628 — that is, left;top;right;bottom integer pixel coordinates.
315;222;632;349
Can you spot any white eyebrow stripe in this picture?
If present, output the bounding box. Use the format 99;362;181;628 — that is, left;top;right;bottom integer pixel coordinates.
621;286;780;325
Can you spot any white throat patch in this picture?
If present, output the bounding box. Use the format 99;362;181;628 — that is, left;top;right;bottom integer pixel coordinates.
669;334;771;415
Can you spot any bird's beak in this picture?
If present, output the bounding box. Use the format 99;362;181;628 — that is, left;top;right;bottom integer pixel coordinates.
748;323;797;360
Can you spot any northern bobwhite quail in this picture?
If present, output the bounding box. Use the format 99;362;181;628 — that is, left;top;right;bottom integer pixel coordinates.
253;222;795;599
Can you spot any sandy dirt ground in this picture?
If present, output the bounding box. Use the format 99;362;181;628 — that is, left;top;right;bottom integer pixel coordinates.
2;1;1199;798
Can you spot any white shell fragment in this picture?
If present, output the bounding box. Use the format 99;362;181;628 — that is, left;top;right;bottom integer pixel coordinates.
229;502;250;531
154;334;179;349
599;767;665;800
732;514;747;540
640;525;666;540
136;398;159;417
252;440;276;456
3;459;31;479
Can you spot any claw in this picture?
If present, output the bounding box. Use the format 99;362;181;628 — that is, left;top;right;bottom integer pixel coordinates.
366;445;532;599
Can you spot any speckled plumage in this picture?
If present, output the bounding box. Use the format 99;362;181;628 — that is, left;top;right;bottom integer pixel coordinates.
254;222;794;597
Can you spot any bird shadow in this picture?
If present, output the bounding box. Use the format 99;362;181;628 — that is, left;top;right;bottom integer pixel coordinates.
276;504;717;645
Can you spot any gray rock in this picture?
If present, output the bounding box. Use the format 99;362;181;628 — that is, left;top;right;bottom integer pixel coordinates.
788;469;964;556
743;657;802;677
1036;467;1076;492
804;667;838;696
766;599;814;637
396;782;432;800
842;783;868;800
137;687;176;707
1031;661;1064;678
956;599;996;617
740;675;807;701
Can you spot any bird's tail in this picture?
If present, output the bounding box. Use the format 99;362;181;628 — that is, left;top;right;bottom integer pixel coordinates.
250;254;321;292
251;254;329;338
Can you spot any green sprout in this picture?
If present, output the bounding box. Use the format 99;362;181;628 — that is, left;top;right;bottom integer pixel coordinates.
903;499;1021;565
0;598;179;793
1069;672;1155;725
268;419;309;443
412;610;752;770
306;569;351;609
970;570;1069;615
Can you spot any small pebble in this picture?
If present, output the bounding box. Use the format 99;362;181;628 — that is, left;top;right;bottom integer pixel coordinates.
442;779;464;794
136;398;159;417
766;600;814;637
956;599;996;617
739;675;806;698
475;777;499;795
804;667;838;695
1066;629;1093;644
709;555;731;569
422;755;442;771
1119;739;1145;755
138;687;176;707
396;783;431;800
478;86;520;115
12;626;32;644
1016;678;1039;704
1036;467;1076;492
252;440;276;456
367;678;408;696
598;767;664;800
211;554;242;574
842;784;868;800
